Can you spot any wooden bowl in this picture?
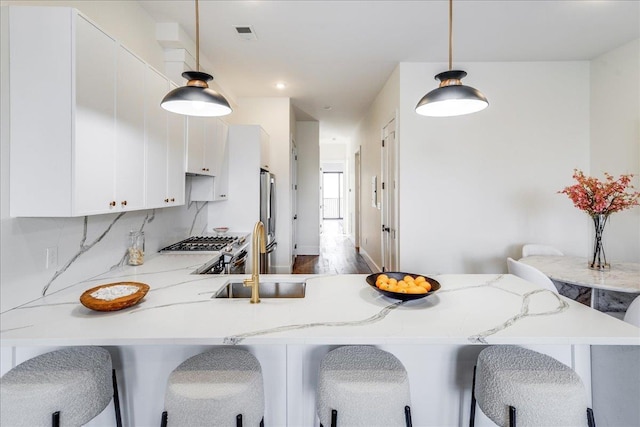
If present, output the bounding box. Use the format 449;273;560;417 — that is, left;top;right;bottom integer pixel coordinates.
80;282;150;311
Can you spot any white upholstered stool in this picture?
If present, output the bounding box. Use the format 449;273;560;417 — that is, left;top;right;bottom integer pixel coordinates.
317;346;412;427
161;348;265;427
470;346;595;427
0;346;122;427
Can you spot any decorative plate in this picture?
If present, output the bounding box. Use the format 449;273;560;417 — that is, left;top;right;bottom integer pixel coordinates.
80;282;150;311
366;272;440;301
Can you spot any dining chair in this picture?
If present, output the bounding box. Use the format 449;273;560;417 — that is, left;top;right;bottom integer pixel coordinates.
521;244;564;258
623;295;640;327
507;257;558;293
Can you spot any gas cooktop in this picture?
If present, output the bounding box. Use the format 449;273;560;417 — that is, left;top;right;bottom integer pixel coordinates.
159;235;242;253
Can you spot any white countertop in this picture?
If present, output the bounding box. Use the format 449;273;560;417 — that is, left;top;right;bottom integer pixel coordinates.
1;254;638;347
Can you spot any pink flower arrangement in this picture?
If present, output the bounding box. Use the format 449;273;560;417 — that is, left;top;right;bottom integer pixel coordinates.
559;169;640;216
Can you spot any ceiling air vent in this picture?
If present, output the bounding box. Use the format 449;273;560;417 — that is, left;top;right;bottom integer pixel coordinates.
234;25;257;41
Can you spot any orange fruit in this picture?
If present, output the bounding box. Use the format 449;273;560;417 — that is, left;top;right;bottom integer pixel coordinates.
415;276;426;283
419;282;432;292
403;275;414;283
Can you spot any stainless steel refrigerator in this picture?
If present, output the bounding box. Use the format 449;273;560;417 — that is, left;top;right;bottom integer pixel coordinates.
260;170;276;273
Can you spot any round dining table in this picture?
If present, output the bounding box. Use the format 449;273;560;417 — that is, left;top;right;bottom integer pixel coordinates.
519;255;640;308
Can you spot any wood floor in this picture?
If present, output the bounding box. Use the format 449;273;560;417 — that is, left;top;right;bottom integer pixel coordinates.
292;219;372;274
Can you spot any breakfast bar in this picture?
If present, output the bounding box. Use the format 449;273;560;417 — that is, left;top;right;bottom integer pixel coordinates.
1;254;639;426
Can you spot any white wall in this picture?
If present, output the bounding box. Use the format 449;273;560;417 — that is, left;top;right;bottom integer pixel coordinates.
353;66;401;271
398;61;591;274
225;97;293;272
590;39;640;263
296;122;320;255
0;2;208;312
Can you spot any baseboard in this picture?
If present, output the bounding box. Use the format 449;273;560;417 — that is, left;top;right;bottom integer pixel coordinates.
359;248;380;273
296;246;320;256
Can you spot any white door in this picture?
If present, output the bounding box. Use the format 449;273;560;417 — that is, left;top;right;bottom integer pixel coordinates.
291;142;298;263
381;118;398;271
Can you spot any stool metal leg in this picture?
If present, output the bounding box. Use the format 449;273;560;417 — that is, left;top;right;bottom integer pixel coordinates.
331;409;337;427
587;407;596;427
112;369;123;427
260;416;265;427
469;366;477;427
508;405;516;427
160;411;168;427
52;411;60;427
236;414;243;427
404;405;412;427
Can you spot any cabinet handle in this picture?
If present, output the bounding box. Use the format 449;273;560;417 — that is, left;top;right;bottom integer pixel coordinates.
121;200;127;206
109;201;116;207
170;198;175;202
202;167;210;172
164;198;169;203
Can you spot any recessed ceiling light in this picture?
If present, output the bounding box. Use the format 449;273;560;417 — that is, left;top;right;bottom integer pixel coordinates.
275;82;286;90
323;106;332;111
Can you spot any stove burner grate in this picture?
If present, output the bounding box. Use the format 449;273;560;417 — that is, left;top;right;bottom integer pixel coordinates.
160;235;239;252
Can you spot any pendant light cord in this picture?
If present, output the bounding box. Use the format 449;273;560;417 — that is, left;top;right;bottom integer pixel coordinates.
448;0;453;71
195;0;200;72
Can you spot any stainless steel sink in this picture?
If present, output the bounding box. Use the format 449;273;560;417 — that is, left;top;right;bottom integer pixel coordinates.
214;281;306;299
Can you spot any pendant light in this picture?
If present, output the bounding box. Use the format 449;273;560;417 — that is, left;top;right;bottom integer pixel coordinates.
161;0;232;117
415;0;488;117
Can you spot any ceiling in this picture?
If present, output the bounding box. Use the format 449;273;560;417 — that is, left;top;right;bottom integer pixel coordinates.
138;0;640;145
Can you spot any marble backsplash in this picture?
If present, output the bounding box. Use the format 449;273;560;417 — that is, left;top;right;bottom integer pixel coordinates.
0;178;211;313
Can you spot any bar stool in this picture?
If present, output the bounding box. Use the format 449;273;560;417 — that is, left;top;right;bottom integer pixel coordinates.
317;346;412;427
0;346;122;427
470;346;595;427
161;348;264;427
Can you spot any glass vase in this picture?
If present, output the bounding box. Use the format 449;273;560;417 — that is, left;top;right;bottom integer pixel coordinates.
589;214;609;271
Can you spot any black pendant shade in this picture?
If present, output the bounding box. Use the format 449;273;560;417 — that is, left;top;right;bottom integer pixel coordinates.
160;0;232;117
415;0;488;117
161;71;232;117
415;70;488;117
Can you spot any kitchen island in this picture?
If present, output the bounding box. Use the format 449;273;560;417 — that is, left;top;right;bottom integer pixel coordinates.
1;254;638;426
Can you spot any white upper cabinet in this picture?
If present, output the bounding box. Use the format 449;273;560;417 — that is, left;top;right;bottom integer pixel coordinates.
146;74;185;209
8;6;183;217
186;117;228;178
114;46;147;212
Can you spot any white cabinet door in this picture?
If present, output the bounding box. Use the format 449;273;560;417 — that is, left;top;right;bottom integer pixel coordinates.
213;121;230;200
186;117;208;175
146;72;186;208
204;118;220;176
145;67;170;209
260;128;271;171
167;83;186;206
74;15;117;215
187;117;227;177
115;46;146;211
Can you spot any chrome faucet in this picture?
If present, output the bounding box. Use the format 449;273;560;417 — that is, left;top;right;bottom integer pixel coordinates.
243;221;266;303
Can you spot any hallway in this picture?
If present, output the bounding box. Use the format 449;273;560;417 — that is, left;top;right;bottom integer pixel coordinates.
292;220;372;274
